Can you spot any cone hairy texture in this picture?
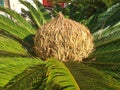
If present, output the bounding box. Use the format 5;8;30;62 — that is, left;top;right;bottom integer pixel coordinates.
34;12;93;62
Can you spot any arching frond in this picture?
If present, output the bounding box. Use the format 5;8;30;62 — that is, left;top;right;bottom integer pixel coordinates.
19;0;51;28
89;20;120;62
93;3;120;32
0;34;28;56
86;62;120;83
45;58;80;90
66;62;120;90
33;0;51;22
0;15;34;39
0;57;46;90
93;22;120;47
0;6;36;34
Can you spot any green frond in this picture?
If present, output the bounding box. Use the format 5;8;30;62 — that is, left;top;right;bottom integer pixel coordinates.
89;21;120;62
33;0;51;22
0;57;45;90
0;6;36;34
85;14;99;32
93;22;120;47
93;3;120;32
90;53;120;63
86;62;120;84
66;62;120;90
0;34;28;56
4;65;46;90
19;0;51;28
102;0;120;7
21;8;38;28
89;40;120;63
52;4;71;18
45;58;80;90
0;15;33;39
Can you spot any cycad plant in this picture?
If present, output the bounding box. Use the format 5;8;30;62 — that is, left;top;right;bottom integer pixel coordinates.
0;0;120;90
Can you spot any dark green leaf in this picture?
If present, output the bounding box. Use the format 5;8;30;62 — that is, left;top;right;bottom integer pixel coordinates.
0;57;45;89
0;6;36;34
94;3;120;31
19;0;50;28
45;58;80;90
0;15;33;39
66;62;120;90
0;34;28;56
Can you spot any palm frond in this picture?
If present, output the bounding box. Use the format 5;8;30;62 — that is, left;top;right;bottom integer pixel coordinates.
89;41;120;63
89;21;120;62
66;62;120;90
102;0;120;7
53;3;87;22
21;8;38;28
0;34;28;56
33;0;51;22
0;15;33;39
93;3;120;32
93;22;120;47
0;57;46;90
45;58;80;90
0;6;36;34
86;62;120;82
85;14;99;32
19;0;51;28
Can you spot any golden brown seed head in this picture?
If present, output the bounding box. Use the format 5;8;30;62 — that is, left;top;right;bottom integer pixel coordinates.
34;12;94;62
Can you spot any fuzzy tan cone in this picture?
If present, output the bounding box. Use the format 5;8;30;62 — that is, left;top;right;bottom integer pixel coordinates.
34;12;94;62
